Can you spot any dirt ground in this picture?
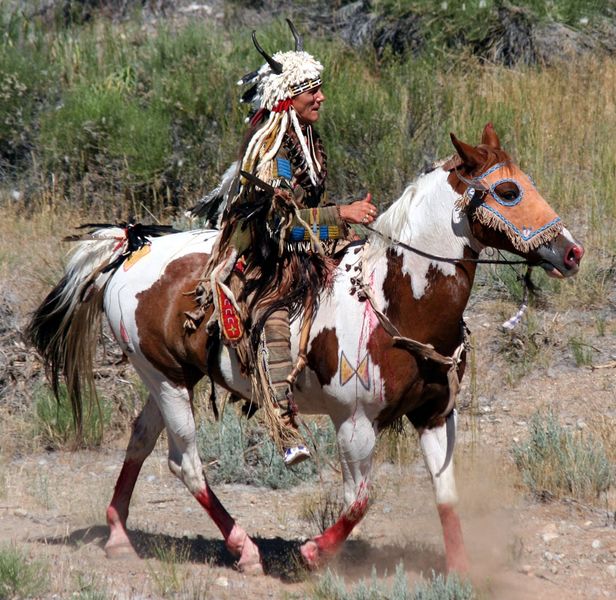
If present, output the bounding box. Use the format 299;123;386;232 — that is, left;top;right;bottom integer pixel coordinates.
1;289;615;599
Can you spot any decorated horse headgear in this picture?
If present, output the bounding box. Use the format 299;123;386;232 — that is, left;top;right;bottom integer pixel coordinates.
238;20;323;186
456;162;563;252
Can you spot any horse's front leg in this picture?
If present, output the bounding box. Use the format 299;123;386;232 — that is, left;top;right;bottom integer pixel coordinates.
419;410;469;573
301;415;375;568
105;394;164;558
161;381;263;574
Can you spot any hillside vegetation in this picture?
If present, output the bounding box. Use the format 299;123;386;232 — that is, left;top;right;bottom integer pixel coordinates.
1;2;615;231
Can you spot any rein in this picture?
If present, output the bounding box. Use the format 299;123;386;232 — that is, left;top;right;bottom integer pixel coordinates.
364;224;528;266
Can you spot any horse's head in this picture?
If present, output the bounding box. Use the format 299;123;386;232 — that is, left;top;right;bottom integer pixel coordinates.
447;123;583;278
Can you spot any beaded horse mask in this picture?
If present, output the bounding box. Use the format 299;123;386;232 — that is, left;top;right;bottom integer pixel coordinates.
452;133;563;253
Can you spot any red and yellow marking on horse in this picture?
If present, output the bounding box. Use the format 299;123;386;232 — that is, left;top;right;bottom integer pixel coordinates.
123;245;151;271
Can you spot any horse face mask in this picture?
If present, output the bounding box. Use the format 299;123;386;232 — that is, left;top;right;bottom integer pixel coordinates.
457;161;563;252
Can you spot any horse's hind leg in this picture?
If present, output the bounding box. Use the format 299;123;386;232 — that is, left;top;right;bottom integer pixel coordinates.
419;410;469;573
105;394;164;558
300;416;376;568
158;380;263;574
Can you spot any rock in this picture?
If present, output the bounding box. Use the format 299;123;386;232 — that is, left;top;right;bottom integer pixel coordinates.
13;508;28;517
520;564;533;575
592;539;602;549
542;532;559;543
607;565;616;578
215;576;229;587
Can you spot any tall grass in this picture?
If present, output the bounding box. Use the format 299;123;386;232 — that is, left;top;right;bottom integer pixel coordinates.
1;8;615;302
34;383;111;449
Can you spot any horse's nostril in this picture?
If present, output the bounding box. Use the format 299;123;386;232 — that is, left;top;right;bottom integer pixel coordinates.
566;243;584;267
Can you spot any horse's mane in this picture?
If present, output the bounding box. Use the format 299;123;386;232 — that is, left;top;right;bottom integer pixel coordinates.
363;173;427;269
363;146;512;269
372;181;420;243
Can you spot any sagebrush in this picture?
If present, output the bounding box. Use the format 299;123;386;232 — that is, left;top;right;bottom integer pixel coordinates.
513;409;614;502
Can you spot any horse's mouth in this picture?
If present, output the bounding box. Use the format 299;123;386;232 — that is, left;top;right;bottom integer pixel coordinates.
537;261;569;279
534;235;584;278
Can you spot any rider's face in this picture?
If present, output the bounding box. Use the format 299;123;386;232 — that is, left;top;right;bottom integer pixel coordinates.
292;86;325;125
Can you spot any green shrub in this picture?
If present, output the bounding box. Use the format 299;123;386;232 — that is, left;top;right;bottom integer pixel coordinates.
34;383;111;449
197;405;337;489
0;545;48;600
311;564;477;600
568;336;595;367
513;410;614;502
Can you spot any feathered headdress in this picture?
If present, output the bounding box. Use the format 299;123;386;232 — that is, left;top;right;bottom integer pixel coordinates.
187;20;323;222
238;19;323;186
238;19;323;113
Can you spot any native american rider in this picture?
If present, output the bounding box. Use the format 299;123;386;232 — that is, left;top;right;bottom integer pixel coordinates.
192;21;377;466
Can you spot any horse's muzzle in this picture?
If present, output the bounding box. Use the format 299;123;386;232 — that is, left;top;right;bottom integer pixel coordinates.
535;230;584;278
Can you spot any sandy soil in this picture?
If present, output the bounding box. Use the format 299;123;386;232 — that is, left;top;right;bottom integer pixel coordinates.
1;299;615;599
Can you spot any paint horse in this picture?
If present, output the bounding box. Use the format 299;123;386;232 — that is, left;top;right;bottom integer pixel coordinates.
28;124;583;575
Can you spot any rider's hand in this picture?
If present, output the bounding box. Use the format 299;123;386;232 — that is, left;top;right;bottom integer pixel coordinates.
338;193;377;225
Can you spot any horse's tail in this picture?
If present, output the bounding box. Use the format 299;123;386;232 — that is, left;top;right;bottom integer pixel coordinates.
26;226;129;434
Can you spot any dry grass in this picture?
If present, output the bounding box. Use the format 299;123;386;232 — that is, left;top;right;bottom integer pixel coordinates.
147;542;215;599
375;420;421;468
300;488;346;537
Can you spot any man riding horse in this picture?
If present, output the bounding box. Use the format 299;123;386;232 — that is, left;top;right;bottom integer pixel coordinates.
193;20;378;465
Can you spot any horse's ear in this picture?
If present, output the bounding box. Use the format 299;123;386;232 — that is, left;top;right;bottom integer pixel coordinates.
450;133;482;168
481;122;501;149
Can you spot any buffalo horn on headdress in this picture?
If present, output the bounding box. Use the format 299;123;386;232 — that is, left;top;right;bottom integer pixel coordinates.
251;31;283;74
286;18;304;51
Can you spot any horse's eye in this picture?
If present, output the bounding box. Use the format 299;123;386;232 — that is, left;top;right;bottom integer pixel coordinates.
492;181;521;205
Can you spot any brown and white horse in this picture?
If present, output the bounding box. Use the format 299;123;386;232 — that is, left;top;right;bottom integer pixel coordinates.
28;124;583;575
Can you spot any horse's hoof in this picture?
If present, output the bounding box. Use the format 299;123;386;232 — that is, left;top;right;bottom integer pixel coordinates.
104;542;138;560
300;540;320;570
236;559;264;576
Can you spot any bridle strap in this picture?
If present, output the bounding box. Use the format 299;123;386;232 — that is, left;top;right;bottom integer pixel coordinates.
364;225;529;266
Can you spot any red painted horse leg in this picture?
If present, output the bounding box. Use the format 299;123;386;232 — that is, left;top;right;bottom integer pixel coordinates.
105;396;163;559
438;503;469;573
105;459;142;558
194;486;263;574
300;493;370;568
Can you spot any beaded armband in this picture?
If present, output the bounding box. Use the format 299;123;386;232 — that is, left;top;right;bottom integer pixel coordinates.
289;225;342;241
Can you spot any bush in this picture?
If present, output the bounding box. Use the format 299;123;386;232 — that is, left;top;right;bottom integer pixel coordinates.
34;383;111;449
311;564;477;600
197;404;337;489
513;409;614;502
0;545;48;600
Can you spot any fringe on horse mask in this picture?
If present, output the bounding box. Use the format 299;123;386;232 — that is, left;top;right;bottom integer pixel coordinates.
455;161;563;252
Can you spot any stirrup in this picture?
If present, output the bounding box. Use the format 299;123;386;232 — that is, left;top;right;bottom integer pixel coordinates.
283;445;311;467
